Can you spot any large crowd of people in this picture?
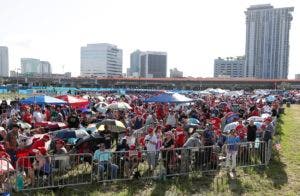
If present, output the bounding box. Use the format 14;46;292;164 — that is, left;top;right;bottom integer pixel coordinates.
0;89;297;187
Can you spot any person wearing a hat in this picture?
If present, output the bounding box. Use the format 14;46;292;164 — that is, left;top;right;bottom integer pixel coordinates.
0;144;11;161
235;119;247;142
0;127;7;142
175;126;186;148
93;142;118;179
225;129;240;173
30;134;50;151
54;139;67;155
144;127;157;171
4;123;20;165
29;147;51;186
124;144;141;178
161;130;175;174
183;132;202;169
262;117;274;142
183;133;202;148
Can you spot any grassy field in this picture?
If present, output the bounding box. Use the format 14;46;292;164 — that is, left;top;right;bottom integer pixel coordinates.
18;105;300;196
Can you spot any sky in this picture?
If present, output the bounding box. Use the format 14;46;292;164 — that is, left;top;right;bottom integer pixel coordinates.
0;0;299;78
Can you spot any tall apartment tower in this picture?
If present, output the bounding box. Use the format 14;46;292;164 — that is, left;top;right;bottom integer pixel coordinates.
244;4;294;79
81;43;123;77
0;46;9;77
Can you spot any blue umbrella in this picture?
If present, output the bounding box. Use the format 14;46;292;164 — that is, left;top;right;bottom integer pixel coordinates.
225;113;240;124
266;95;276;102
188;118;200;125
20;95;66;105
144;92;194;103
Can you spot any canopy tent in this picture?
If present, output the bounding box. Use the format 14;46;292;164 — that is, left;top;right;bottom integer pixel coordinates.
20;95;66;105
56;95;89;109
144;92;194;103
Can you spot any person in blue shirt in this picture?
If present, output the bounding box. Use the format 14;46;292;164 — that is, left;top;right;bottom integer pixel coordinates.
225;129;240;172
93;143;119;179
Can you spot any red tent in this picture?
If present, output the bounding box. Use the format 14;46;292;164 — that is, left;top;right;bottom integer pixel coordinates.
56;95;89;109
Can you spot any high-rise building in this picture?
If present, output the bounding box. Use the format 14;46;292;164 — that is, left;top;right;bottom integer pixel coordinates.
214;56;245;78
244;4;294;79
21;58;52;75
40;61;52;74
129;50;143;77
0;46;9;77
81;43;123;77
140;51;167;78
170;68;183;78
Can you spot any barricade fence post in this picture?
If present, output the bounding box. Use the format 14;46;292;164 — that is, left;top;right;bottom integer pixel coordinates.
15;153;93;192
0;158;14;194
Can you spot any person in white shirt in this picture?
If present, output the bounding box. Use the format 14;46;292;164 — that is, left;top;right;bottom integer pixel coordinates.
33;107;45;123
144;127;157;171
166;110;177;129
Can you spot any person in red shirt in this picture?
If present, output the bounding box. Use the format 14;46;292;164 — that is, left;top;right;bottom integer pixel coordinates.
30;134;50;152
235;119;247;141
175;127;186;148
0;144;11;162
22;108;33;124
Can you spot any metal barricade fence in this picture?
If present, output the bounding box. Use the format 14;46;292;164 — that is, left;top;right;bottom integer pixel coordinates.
0;158;15;194
4;141;272;192
15;153;93;191
92;141;270;182
234;141;267;168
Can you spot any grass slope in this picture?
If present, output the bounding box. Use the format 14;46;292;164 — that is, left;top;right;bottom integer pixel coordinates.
19;105;300;196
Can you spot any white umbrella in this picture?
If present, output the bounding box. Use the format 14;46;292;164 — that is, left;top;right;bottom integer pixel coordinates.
223;122;239;133
107;102;132;110
94;102;108;113
261;113;271;119
247;116;264;122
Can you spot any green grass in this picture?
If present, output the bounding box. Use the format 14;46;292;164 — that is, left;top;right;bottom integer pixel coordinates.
16;105;300;196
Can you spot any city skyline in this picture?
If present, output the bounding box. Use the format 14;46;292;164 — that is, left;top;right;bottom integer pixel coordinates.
0;0;299;78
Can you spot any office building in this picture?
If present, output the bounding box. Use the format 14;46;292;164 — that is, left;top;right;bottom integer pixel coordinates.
81;43;122;77
295;74;300;80
244;4;294;79
40;61;52;74
129;50;143;77
214;56;245;78
21;58;52;75
0;46;9;77
170;68;183;78
140;51;167;78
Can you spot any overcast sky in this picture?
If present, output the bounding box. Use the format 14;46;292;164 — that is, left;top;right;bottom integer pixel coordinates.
0;0;298;78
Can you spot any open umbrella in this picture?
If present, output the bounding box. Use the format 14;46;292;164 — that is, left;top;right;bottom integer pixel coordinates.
188;118;200;125
225;112;239;124
94;102;108;113
51;128;89;140
107;102;132;110
56;95;89;109
266;95;276;102
20;95;66;105
96;119;126;133
17;121;32;129
218;102;228;108
75;133;105;152
144;92;194;103
223;122;239;133
247;116;264;122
